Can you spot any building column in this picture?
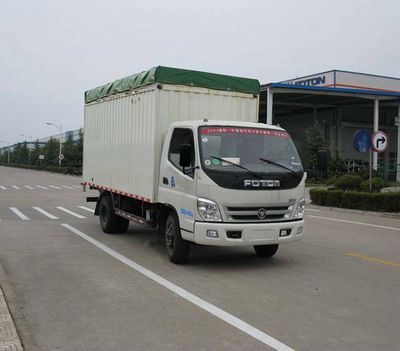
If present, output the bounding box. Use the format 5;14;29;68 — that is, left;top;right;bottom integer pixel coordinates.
396;105;400;182
313;106;318;122
329;110;335;157
373;98;379;170
266;88;273;125
336;107;342;156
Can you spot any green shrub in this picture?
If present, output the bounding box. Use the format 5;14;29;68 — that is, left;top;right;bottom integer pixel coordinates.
335;174;363;191
340;191;370;210
325;190;344;207
380;193;400;212
326;175;338;186
309;188;326;206
310;188;400;212
359;169;380;180
360;177;386;192
44;166;68;174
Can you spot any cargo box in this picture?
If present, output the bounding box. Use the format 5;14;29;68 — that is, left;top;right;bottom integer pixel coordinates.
83;66;259;202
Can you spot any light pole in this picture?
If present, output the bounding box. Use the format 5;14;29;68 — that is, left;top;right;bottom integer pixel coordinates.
45;122;63;166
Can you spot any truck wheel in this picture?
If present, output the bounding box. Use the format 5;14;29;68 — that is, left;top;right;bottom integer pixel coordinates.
165;212;190;264
253;244;279;258
99;196;119;234
117;217;130;233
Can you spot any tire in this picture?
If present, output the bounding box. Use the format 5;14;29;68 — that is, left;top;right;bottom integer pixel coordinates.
99;196;119;234
165;212;190;264
253;244;279;258
116;217;130;233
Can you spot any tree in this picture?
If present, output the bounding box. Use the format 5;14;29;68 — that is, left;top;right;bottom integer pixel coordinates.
75;129;83;167
43;138;59;166
62;139;75;167
0;149;7;163
10;143;21;164
298;123;328;177
19;142;29;164
29;140;42;166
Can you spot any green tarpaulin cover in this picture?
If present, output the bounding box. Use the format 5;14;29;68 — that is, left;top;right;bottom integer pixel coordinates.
85;66;260;103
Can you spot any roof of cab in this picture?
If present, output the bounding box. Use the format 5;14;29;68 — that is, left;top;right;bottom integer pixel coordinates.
171;120;285;131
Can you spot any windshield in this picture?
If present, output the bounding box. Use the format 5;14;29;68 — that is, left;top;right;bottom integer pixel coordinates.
199;126;303;174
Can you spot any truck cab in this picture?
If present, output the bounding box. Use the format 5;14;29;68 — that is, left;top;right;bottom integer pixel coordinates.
158;120;305;262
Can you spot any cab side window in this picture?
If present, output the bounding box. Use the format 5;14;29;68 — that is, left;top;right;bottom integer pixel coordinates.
168;128;195;176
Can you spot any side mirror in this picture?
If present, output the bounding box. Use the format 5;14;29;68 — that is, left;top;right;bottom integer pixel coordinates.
179;144;192;168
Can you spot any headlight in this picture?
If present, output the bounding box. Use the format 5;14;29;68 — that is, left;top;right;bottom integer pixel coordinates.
197;198;222;222
293;197;305;219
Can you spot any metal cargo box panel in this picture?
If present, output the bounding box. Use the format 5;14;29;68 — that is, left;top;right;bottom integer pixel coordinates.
83;87;157;202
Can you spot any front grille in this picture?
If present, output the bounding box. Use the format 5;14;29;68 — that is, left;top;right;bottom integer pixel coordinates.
225;205;293;222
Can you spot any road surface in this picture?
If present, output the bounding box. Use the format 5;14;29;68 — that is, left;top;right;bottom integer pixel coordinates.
0;166;399;351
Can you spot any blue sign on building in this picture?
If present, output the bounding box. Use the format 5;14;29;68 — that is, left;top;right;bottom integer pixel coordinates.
353;130;371;153
294;75;326;86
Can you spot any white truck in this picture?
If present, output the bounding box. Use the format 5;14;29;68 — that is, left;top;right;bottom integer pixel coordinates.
83;66;305;263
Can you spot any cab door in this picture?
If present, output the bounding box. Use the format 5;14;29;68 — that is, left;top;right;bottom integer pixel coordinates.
159;127;197;236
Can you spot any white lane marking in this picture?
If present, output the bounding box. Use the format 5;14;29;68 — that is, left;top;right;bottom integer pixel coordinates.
9;207;30;221
61;223;294;351
24;185;35;189
36;185;48;189
0;186;6;190
33;207;59;220
308;215;400;231
56;207;86;219
305;208;320;212
11;186;20;189
77;206;95;213
61;185;74;189
49;185;61;189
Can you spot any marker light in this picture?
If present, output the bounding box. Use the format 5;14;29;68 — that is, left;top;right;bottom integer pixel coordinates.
206;230;219;238
279;229;292;237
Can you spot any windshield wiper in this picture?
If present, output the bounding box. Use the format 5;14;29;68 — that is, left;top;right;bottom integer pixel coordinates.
210;155;264;180
259;157;303;180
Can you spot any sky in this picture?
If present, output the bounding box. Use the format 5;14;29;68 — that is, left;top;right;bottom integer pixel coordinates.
1;0;399;145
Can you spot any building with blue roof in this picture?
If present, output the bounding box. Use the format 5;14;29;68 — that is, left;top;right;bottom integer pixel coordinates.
260;70;400;180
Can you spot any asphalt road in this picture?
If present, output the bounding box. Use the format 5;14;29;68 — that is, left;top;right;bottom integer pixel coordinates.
0;165;399;351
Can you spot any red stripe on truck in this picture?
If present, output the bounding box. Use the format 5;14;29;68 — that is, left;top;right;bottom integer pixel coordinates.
200;127;290;138
83;182;152;203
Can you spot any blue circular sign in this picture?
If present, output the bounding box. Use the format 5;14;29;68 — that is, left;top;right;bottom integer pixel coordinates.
353;130;371;153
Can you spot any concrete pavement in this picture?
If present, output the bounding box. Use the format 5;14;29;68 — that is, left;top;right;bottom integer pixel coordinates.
0;166;399;350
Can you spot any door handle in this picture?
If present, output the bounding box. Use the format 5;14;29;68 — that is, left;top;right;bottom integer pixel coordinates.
162;177;169;185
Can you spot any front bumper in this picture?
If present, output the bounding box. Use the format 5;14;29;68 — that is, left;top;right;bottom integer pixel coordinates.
191;220;304;246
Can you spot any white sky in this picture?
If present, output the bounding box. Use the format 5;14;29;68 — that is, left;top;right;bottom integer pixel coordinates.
1;0;399;144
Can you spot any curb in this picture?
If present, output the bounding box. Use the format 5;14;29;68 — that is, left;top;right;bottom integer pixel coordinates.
0;270;23;351
0;262;39;351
